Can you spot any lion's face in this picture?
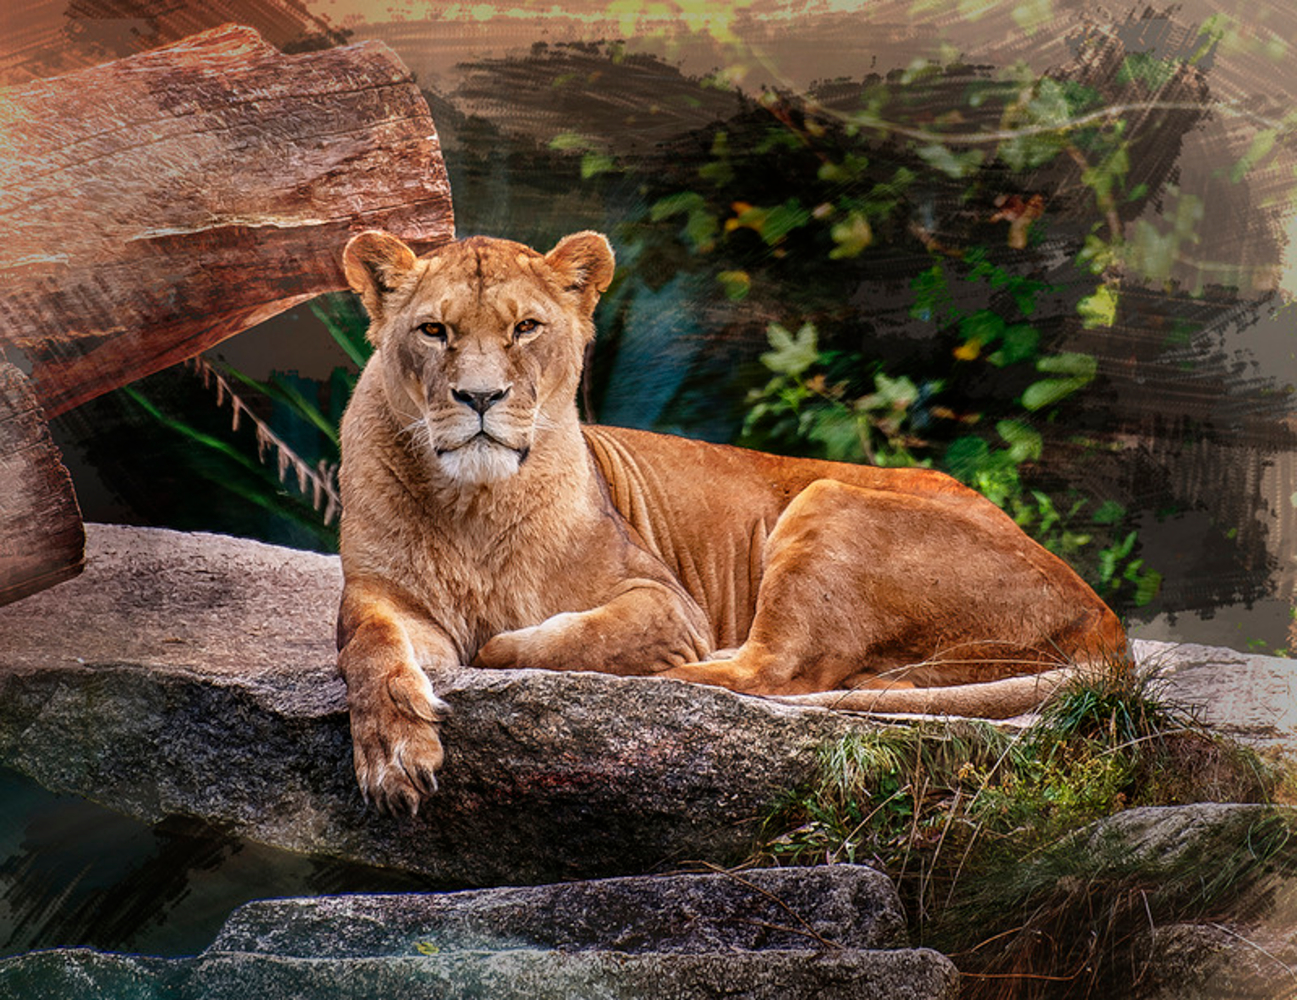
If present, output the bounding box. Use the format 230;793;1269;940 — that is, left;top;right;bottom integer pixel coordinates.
343;231;614;486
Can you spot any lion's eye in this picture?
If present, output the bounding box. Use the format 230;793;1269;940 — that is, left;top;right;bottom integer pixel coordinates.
513;318;541;340
418;321;447;342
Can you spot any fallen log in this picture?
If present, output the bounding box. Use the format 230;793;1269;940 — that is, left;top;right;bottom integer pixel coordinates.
0;363;83;605
0;23;455;418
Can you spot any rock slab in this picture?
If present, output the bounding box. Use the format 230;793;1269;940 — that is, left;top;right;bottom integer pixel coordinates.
0;866;960;1000
1;526;1295;888
1082;806;1297;1000
0;525;871;886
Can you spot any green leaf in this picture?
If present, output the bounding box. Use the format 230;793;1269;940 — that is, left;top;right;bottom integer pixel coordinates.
761;322;819;376
808;408;864;461
828;211;873;259
716;270;750;301
309;294;371;370
999;131;1066;172
1022;379;1086;410
996;419;1042;461
650;192;717;251
818;153;870;183
944;435;991;481
1081;145;1130;203
581;152;616;179
761;199;812;245
650;192;707;221
1036;352;1098;377
917;143;985;179
1091;499;1125;525
960;309;1006;344
860;372;919;413
699;159;735;186
684;210;719;252
987;324;1040;366
1133;569;1162;606
1077;285;1118;328
911;264;952;323
549;131;592;151
1022;353;1098;410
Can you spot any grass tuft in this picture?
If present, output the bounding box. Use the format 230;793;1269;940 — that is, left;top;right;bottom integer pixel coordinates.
752;653;1296;998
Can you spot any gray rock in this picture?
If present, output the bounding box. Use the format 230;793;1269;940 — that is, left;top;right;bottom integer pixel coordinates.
1063;805;1297;1000
0;867;961;1000
0;950;179;1000
0;525;872;885
1079;803;1288;871
210;865;908;955
1130;638;1297;751
1138;919;1297;1000
1;526;1293;887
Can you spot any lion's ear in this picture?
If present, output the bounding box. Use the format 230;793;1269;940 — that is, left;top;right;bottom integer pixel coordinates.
342;231;418;320
545;231;615;312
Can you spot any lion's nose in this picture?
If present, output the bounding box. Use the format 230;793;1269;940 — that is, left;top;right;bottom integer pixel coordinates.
451;385;511;415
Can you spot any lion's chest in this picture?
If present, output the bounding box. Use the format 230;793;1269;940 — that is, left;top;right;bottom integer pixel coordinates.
403;520;615;658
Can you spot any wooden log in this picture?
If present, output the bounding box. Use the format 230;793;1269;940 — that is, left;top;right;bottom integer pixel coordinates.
0;24;455;418
0;363;84;605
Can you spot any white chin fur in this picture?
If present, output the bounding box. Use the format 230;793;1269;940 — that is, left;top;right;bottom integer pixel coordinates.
437;437;522;485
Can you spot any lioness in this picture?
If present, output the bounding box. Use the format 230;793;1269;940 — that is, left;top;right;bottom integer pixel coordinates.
337;229;1127;814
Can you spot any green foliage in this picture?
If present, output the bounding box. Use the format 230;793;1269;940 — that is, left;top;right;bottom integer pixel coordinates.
123;294;374;553
578;48;1183;608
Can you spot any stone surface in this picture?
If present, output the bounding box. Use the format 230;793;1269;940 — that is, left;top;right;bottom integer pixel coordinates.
0;867;960;1000
1;526;1295;889
1070;805;1297;1000
3;525;1297;997
1131;638;1297;751
211;865;908;956
1139;919;1297;1000
0;524;872;886
1079;803;1287;870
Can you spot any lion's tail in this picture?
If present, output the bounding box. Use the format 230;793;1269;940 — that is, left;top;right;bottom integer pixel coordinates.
767;665;1082;720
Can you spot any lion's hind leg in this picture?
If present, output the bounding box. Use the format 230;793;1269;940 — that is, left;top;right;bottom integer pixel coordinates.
661;477;1125;712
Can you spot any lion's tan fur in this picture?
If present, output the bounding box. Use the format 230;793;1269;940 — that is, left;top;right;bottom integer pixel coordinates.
336;230;1127;813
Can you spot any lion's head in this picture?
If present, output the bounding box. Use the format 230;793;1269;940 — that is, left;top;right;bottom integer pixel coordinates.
342;231;615;486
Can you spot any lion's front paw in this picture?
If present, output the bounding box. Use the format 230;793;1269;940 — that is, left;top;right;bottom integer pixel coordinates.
472;613;582;670
348;670;448;816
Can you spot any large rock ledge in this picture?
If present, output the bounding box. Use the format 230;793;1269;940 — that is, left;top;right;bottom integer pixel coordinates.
0;525;880;885
0;525;1294;886
0;866;960;999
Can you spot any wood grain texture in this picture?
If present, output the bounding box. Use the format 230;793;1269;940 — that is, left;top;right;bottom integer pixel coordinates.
0;363;84;605
0;23;455;417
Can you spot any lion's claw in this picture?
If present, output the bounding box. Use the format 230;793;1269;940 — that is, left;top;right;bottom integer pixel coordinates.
349;669;447;816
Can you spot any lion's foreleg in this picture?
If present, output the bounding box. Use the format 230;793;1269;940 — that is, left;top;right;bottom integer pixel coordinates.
473;578;712;675
337;577;457;815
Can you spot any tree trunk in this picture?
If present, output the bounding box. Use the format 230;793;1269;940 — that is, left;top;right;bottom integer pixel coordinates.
0;23;455;418
0;363;84;606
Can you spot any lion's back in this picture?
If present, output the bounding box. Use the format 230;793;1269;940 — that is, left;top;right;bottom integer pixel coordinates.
580;424;981;647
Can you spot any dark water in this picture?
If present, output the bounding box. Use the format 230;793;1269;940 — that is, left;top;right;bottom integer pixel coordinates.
0;769;442;959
